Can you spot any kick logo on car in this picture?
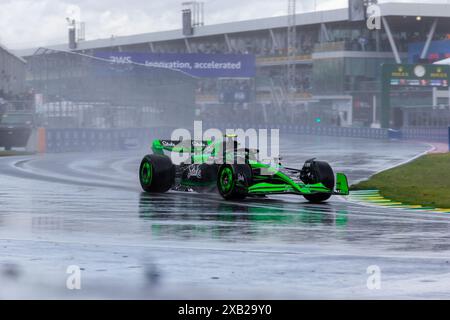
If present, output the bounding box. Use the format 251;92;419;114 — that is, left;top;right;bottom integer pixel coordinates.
187;165;202;179
161;140;177;147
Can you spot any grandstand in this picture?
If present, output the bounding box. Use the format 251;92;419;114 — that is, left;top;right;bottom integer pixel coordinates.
16;1;450;129
0;43;28;113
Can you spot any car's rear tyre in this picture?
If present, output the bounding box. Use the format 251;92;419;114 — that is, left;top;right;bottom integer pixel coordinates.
139;154;175;193
303;161;334;203
217;164;252;200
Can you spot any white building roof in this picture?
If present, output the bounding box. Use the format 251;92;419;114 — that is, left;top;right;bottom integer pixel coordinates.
434;57;450;65
0;42;27;63
14;2;450;58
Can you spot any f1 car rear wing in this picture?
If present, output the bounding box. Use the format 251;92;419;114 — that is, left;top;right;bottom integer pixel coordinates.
152;139;212;154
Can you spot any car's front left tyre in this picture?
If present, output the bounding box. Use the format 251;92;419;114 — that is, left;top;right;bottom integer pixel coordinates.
139;154;175;193
217;164;252;200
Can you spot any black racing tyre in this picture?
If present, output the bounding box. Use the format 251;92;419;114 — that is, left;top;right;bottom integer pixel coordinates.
304;193;332;203
217;164;252;200
303;161;334;203
139;154;175;193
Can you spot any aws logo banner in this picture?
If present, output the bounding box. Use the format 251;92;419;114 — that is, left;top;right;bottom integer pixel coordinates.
94;52;256;78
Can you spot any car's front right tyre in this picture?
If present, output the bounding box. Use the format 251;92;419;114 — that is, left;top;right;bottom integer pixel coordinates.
302;160;334;203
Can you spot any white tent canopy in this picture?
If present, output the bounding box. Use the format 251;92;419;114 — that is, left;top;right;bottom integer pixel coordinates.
433;58;450;65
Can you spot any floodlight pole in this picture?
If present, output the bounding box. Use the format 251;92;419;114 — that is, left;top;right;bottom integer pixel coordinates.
287;0;297;95
182;1;204;27
420;18;438;60
382;17;401;64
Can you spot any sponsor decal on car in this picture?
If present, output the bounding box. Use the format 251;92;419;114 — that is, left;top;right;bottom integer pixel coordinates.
187;165;202;179
161;141;176;147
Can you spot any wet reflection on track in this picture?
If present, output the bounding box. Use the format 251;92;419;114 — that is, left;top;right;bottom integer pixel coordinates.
139;193;349;242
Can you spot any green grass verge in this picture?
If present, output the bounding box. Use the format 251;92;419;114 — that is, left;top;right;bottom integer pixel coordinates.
352;153;450;209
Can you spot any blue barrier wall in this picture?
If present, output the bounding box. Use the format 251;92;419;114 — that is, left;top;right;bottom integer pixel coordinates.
45;127;175;153
44;125;449;153
207;123;449;142
401;128;449;142
204;123;389;140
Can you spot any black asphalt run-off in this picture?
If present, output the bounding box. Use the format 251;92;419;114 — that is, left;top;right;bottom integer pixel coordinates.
0;135;449;299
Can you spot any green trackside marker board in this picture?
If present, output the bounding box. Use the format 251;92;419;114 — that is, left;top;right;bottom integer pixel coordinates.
381;64;450;128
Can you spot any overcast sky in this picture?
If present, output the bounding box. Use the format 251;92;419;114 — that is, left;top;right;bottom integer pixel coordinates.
0;0;445;49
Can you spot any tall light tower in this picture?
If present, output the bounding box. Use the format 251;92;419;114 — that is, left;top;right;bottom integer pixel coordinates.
67;17;77;50
182;1;205;28
287;0;297;93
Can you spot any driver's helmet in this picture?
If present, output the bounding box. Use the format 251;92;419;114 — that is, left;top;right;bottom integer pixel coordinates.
224;134;239;150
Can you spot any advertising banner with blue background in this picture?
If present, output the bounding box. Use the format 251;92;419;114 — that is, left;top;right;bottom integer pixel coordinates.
409;40;450;63
95;52;256;78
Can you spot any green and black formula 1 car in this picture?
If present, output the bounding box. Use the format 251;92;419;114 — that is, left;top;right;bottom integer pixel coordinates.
139;136;349;203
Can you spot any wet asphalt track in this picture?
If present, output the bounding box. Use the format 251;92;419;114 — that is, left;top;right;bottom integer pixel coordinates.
1;134;449;299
